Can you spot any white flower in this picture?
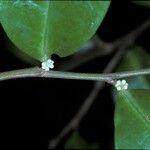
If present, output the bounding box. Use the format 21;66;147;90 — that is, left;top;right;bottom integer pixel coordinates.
41;59;54;71
115;80;128;91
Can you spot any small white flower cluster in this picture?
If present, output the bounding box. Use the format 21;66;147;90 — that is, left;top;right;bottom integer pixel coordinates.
41;59;54;71
115;80;128;91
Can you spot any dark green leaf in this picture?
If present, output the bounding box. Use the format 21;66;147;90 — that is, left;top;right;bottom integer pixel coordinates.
0;1;110;61
114;90;150;149
65;131;99;149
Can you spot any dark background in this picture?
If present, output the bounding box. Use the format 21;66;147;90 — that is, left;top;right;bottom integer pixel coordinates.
0;1;150;149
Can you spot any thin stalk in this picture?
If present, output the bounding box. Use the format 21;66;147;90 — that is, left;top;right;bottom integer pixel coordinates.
0;67;150;82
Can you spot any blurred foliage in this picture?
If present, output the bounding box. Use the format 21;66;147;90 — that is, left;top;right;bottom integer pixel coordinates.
65;131;99;149
134;1;150;8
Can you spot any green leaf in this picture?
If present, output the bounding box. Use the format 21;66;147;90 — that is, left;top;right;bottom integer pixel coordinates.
114;90;150;149
0;1;110;62
65;131;99;149
115;46;150;89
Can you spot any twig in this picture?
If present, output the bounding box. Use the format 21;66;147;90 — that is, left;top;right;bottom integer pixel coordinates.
48;83;104;149
0;67;149;82
57;18;150;71
113;19;150;48
55;37;113;71
48;47;127;149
